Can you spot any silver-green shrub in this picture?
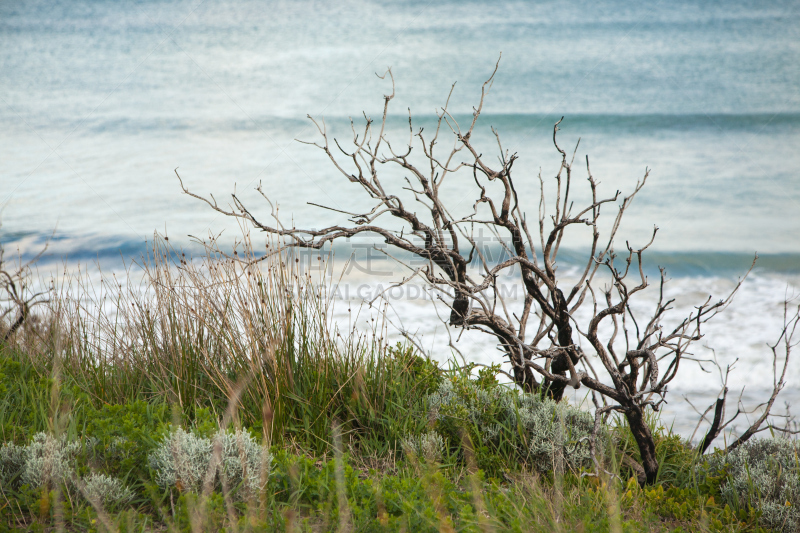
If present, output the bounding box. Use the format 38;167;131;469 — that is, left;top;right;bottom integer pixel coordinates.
0;433;133;508
21;433;82;489
216;428;271;498
149;427;213;493
0;442;26;487
401;431;445;464
81;473;135;508
149;427;271;499
511;393;594;473
703;438;799;532
427;378;514;433
425;378;594;473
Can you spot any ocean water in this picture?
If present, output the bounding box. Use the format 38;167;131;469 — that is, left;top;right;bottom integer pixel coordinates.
1;0;799;439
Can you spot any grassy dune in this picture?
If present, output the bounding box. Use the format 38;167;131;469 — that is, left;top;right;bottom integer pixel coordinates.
0;236;793;532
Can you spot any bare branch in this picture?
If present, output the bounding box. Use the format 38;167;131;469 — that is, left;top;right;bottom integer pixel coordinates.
180;63;777;486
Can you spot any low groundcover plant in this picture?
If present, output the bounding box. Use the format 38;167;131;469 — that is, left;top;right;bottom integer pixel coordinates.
148;426;272;500
0;432;134;508
701;437;800;532
424;376;595;475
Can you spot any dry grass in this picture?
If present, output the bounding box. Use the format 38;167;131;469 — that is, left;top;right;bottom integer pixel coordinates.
11;233;425;454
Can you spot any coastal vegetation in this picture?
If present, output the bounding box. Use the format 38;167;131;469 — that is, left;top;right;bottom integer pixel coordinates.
0;232;798;532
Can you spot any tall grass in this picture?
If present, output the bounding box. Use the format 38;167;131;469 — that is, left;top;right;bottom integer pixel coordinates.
5;234;431;455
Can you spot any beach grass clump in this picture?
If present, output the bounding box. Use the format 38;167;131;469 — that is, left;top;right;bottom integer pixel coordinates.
26;235;436;459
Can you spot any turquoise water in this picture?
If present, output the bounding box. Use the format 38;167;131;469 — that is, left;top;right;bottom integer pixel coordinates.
1;0;799;261
2;0;799;435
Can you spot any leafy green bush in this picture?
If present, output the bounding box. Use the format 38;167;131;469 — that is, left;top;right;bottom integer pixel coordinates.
83;400;172;481
702;437;800;532
266;450;475;532
637;482;764;532
391;344;442;396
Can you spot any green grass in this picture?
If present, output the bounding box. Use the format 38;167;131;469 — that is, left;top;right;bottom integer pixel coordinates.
0;237;785;532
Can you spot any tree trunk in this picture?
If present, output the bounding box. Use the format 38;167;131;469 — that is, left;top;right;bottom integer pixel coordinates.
2;302;28;343
624;405;659;485
545;288;580;401
449;290;470;325
510;351;537;393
